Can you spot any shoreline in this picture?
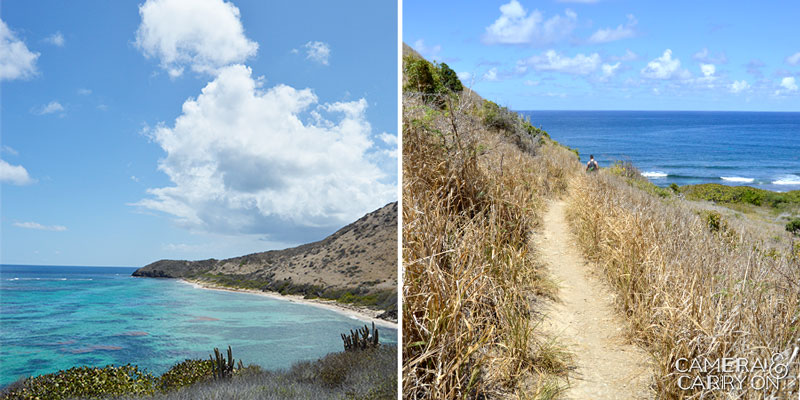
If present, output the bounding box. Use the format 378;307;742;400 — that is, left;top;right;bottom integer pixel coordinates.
177;278;397;330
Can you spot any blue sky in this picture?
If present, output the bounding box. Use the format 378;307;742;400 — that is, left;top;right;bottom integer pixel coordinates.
1;0;397;267
404;0;800;111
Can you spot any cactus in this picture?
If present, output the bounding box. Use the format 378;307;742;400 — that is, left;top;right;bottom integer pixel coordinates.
341;322;380;351
209;346;237;379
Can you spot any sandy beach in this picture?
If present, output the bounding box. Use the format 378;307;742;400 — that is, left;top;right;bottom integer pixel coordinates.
178;279;397;329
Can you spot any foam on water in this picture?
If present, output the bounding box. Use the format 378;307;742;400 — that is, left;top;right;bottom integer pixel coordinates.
721;176;755;183
773;174;800;185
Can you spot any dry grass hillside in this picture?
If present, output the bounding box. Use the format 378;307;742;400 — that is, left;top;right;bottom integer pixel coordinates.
567;168;800;398
134;202;397;312
402;44;578;399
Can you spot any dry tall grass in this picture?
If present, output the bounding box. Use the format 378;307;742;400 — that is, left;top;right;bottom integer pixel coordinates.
402;92;577;399
566;171;800;398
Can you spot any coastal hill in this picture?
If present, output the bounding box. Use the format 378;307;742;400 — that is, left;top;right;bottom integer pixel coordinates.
133;202;397;315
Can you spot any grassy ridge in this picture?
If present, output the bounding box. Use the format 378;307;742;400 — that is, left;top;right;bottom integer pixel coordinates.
402;49;577;398
566;170;800;398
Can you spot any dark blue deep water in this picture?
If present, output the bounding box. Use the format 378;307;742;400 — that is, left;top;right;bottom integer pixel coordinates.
519;111;800;191
0;265;397;387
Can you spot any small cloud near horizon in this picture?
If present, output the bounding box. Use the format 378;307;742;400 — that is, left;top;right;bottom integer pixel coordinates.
14;221;67;231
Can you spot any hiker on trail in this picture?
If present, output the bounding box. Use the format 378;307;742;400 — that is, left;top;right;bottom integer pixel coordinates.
586;155;599;172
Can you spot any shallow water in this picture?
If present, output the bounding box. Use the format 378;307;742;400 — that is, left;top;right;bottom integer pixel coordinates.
519;111;800;191
0;265;397;387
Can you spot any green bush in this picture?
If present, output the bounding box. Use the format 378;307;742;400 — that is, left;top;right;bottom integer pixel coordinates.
157;359;214;392
481;100;517;131
404;56;438;94
522;119;549;139
1;365;156;400
437;62;462;92
670;183;680;193
787;218;800;235
703;211;725;233
680;184;800;209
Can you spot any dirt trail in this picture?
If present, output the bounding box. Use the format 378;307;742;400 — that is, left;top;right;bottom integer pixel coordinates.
536;200;652;399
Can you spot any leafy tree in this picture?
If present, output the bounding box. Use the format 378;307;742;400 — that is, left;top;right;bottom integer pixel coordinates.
437;62;463;92
404;57;438;94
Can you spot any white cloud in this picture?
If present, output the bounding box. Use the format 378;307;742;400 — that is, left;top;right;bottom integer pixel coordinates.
34;101;65;115
134;0;258;77
303;41;330;65
78;88;92;95
0;19;39;81
378;132;397;146
413;39;441;59
641;49;690;80
700;63;715;77
483;68;498;81
601;62;620;79
729;80;750;93
786;52;800;66
378;132;398;159
44;32;64;46
524;79;540;86
692;48;727;64
457;71;473;82
776;77;798;95
588;14;636;43
14;222;67;231
520;50;601;75
0;159;34;185
782;77;798;91
556;0;598;2
134;65;394;238
2;145;19;155
483;1;577;45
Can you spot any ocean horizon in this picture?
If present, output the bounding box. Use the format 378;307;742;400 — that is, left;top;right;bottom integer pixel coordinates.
518;110;800;192
0;264;397;387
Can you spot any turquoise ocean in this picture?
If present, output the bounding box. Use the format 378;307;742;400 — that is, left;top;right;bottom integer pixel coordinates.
0;265;397;387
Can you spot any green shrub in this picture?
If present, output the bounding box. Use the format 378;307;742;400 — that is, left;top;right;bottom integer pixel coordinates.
787;218;800;235
522;119;549;139
157;359;214;392
404;56;438;94
670;183;680;193
437;62;462;92
481;100;517;131
681;184;800;209
703;211;725;233
607;160;640;179
1;365;156;400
